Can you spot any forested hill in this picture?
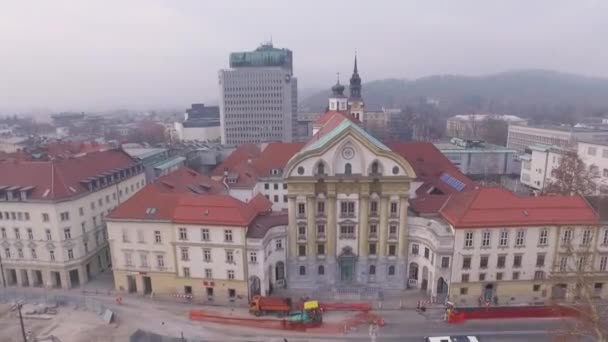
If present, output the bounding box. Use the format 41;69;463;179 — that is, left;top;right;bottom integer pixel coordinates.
301;70;608;121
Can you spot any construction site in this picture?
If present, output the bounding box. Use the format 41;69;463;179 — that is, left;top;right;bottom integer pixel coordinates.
0;285;590;342
0;288;398;342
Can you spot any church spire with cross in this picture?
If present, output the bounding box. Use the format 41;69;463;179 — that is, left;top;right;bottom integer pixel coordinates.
349;53;362;100
348;52;364;121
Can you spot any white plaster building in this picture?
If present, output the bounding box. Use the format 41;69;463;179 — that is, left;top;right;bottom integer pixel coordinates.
106;168;273;305
578;140;608;193
246;213;288;296
507;124;608;153
0;150;145;289
440;187;607;305
447;114;527;140
519;145;570;191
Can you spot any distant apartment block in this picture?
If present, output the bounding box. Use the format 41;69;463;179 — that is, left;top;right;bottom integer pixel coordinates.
519;145;571;191
122;147;185;184
435;138;520;177
578;140;608;193
219;43;298;145
447;114;527;140
174;104;221;142
507;124;608;153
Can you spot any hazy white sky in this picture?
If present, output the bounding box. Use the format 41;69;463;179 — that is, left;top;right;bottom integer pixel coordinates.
1;0;607;113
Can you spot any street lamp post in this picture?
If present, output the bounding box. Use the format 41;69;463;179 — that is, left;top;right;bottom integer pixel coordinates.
17;303;27;342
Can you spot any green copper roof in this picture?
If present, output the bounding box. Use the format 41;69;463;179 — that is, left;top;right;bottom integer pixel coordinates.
229;43;293;73
302;120;390;153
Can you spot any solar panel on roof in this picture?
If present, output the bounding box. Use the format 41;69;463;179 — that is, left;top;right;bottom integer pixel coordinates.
440;173;466;191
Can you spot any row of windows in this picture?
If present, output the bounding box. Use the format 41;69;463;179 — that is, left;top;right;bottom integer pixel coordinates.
175;228;233;242
58;180;144;223
462;253;545;270
124;252;163;268
297;264;398;276
4;247;76;261
2;225;107;243
459;254;608;273
460;270;541;283
264;183;287;191
461;227;603;249
0;211;30;221
178;247;236;263
296;199;399;217
225;124;283;130
586;145;608;158
224;92;282;98
296;243;398;257
265;194;287;203
296;223;399;240
225;105;284;111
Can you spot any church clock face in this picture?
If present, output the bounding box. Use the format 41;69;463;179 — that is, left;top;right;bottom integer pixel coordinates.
342;147;355;160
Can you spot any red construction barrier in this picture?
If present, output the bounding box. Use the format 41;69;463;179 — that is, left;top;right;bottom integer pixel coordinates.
447;305;585;324
319;302;372;312
189;309;383;334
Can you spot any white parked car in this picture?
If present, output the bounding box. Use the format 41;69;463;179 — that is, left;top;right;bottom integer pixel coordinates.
424;336;480;342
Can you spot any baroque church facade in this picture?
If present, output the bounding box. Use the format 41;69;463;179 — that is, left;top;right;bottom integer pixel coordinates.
284;117;417;289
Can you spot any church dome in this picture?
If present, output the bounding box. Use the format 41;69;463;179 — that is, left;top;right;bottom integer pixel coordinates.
331;81;346;96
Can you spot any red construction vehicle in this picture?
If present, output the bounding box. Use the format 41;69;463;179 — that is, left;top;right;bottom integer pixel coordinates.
249;295;292;317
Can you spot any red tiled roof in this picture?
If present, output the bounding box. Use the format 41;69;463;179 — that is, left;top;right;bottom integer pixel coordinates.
109;186;271;227
210;144;261;177
247;211;288;238
440;187;598;228
252;143;304;177
0;149;138;200
44;141;110;157
389;142;474;195
410;194;450;214
149;167;226;194
314;110;360;126
210;143;303;189
306;111;358;148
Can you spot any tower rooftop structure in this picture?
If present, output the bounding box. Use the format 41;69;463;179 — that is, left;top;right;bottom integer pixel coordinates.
229;42;293;74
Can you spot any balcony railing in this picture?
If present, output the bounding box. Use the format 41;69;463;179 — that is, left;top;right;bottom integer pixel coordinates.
316;234;326;241
339;234;356;239
368;233;378;240
339;212;356;219
388;234;398;241
297;234;306;241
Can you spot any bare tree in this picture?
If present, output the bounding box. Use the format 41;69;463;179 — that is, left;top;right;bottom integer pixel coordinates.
549;229;608;341
544;151;597;196
480;118;509;146
467;114;482;138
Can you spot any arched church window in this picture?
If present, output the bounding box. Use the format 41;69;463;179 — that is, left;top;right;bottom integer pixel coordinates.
371;161;379;174
317;163;325;175
344;163;352;175
318;265;325;275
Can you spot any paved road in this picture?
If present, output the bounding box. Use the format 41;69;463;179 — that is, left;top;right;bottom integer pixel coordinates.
2;286;598;342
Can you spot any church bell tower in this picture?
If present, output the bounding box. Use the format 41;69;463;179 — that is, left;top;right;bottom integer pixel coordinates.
348;54;364;121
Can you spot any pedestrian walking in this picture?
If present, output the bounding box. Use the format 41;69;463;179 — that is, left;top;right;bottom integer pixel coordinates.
369;320;379;342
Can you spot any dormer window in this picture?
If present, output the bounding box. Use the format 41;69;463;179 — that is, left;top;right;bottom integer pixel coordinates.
344;163;352;175
271;168;281;176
